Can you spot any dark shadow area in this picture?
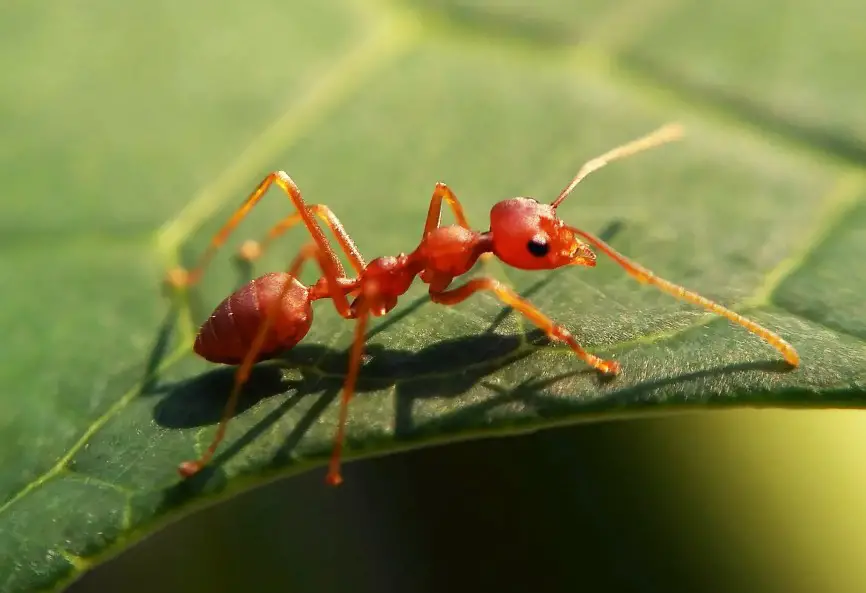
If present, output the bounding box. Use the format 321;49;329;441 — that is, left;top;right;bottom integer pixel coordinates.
148;322;546;497
153;364;289;428
610;359;792;402
596;219;626;244
151;326;817;488
152;328;542;431
410;0;580;49
365;292;430;340
231;254;256;288
623;53;866;166
95;300;182;411
172;243;208;332
310;328;537;380
516;359;796;418
156;388;321;505
401;358;808;440
140;302;182;395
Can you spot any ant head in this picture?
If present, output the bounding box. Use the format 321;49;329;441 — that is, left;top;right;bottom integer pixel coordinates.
486;123;685;271
488;197;596;270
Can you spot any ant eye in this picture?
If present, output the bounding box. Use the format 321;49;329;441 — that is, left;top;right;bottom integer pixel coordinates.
526;238;549;257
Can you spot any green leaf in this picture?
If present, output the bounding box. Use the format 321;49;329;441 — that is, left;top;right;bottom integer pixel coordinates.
3;0;865;590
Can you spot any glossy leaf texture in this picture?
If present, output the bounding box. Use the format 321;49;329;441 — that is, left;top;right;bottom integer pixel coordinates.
2;0;865;591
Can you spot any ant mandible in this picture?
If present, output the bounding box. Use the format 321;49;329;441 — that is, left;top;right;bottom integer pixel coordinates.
165;123;800;486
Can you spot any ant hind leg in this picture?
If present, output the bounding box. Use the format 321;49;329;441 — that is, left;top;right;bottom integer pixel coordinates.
178;241;358;479
238;204;366;277
166;172;347;290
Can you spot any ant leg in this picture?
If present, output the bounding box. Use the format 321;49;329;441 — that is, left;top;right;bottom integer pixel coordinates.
325;299;370;486
422;182;494;265
422;182;473;237
178;242;357;478
570;227;800;367
238;204;366;276
551;123;684;209
430;278;620;375
167;172;345;288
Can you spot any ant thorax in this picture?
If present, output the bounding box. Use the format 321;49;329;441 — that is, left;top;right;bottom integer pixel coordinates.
414;225;491;282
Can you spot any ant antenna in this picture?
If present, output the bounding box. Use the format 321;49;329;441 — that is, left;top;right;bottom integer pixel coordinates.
551;123;685;209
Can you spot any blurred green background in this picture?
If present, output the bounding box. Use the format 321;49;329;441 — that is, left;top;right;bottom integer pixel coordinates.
3;0;866;591
68;410;866;593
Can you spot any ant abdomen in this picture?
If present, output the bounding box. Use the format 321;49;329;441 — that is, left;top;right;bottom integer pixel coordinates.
194;272;313;365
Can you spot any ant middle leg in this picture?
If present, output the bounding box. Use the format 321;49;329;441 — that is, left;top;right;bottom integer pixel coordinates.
422;182;493;265
422;182;474;237
325;297;370;487
166;171;347;289
429;277;620;375
238;204;366;276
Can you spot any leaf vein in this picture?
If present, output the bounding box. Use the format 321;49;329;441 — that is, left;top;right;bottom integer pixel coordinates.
0;345;189;517
155;11;418;263
59;469;135;498
746;172;866;308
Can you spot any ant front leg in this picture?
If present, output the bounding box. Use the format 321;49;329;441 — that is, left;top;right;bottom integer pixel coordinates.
238;204;366;276
570;227;800;367
429;277;620;375
166;171;344;289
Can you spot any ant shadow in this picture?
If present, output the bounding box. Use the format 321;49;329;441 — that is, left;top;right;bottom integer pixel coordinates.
143;219;813;497
151;221;623;441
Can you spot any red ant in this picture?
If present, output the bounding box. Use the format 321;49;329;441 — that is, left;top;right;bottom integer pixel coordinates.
165;123;800;486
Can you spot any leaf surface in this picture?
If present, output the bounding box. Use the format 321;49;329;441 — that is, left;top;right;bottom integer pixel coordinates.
2;0;865;591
